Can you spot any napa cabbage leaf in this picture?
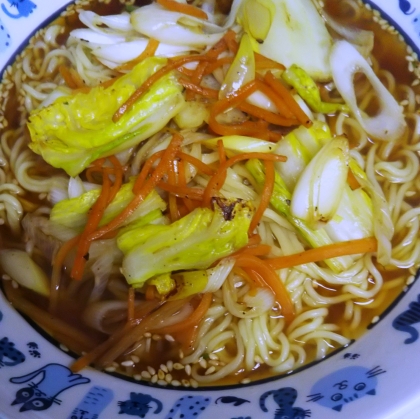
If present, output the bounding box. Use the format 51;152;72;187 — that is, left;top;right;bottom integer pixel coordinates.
28;57;184;176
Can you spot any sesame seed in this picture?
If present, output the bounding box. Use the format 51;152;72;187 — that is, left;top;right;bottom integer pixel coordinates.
151;374;158;384
158;370;165;380
182;379;191;387
11;280;18;289
2;274;11;280
160;364;168;373
205;366;216;375
167;360;173;372
165;373;173;383
209;353;219;360
190;379;199;388
59;344;69;352
144;332;152;338
133;374;142;381
157;379;168;386
185;364;192;376
171;380;181;387
165;334;175;342
105;366;116;372
152;334;162;341
147;366;156;375
179;349;184;359
121;360;134;367
131;355;140;363
173;363;184;370
199;359;207;369
241;378;251;384
141;371;151;379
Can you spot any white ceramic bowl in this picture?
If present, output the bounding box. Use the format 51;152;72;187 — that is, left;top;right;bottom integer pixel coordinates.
0;1;420;419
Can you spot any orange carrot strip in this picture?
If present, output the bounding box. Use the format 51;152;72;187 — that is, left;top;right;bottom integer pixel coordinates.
224;29;238;53
233;244;272;257
179;78;219;99
88;132;183;241
238;101;299;126
71;169;111;280
249;160;274;233
217;139;226;165
202;152;286;207
178;151;216;176
254;78;296;120
113;55;213;122
59;65;85;89
157;182;204;200
235;255;294;323
107;155;124;204
132;150;165;195
267;237;378;270
116;38;160;72
157;0;208;20
203;56;234;75
127;287;135;323
155;293;212;334
145;285;157;301
168;158;180;222
255;53;285;70
347;170;361;190
264;72;312;128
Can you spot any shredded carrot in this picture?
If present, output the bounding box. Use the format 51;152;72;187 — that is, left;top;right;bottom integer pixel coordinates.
233;244;272;257
145;285;157;301
88;132;183;242
238;101;299;126
255;53;286;71
179;78;219;99
116;38;160;72
173;325;199;354
263;72;312;128
347;170;361;190
203;56;234;75
178;152;216;176
217;139;226;165
202;152;286;207
127;287;135;323
113;55;213;122
267;237;378;270
249;160;274;234
59;65;85;89
107;155;124;204
157;0;208;20
168;158;180;222
235;255;294;323
156;293;213;335
71;164;112;281
133;150;165;194
157;182;204;200
224;29;238;53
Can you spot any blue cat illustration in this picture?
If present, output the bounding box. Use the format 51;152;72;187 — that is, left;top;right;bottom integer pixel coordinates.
10;363;90;412
400;0;415;15
164;395;211;419
259;388;310;419
307;366;386;412
0;337;25;367
393;294;420;343
68;386;113;419
1;0;36;19
118;392;163;417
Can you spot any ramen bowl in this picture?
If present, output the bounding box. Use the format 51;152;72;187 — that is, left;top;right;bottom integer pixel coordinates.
0;0;419;418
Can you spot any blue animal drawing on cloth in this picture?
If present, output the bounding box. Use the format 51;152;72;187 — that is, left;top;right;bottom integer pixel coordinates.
164;395;211;419
259;388;311;419
68;386;113;419
307;366;386;412
393;293;420;343
118;392;163;418
0;336;25;367
0;18;10;52
9;363;90;413
400;0;416;15
1;0;37;19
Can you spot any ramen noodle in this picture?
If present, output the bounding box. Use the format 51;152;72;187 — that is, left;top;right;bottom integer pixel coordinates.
0;0;419;387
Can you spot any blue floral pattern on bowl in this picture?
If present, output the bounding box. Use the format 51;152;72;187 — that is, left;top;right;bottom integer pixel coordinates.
0;1;420;419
